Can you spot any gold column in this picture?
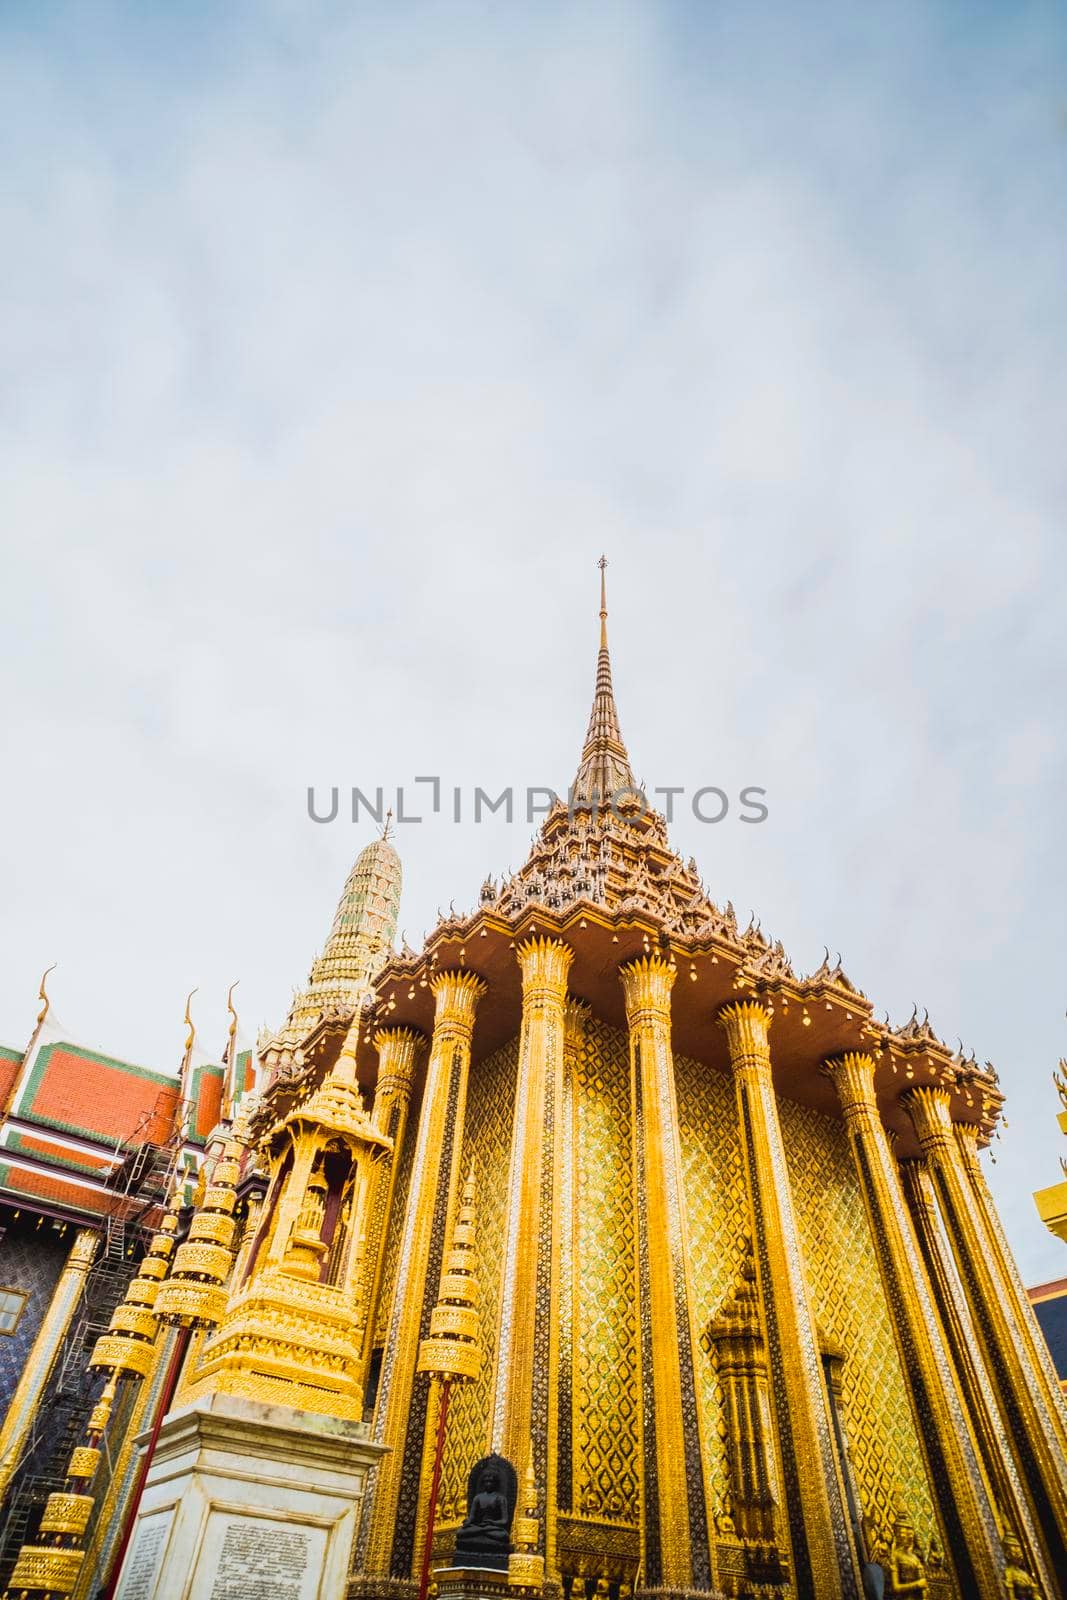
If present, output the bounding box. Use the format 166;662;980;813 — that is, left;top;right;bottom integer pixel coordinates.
717;1002;856;1600
955;1118;1067;1447
491;936;571;1572
361;969;486;1581
557;997;587;1531
905;1085;1067;1587
0;1227;97;1497
899;1154;1051;1591
622;955;711;1593
826;1057;1005;1600
359;1025;423;1365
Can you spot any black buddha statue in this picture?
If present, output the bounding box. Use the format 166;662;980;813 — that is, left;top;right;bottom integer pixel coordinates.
453;1454;518;1571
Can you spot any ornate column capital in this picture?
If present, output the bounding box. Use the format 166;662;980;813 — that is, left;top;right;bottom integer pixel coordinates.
901;1085;954;1153
823;1051;878;1124
717;998;772;1071
563;995;590;1044
952;1119;985;1176
67;1228;100;1272
516;936;573;1003
372;1026;424;1098
619;953;676;1024
430;969;487;1038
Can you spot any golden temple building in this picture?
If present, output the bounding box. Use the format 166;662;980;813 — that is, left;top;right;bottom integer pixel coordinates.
2;567;1067;1600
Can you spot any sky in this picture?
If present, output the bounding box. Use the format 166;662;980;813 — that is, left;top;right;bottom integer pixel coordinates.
1;0;1066;1283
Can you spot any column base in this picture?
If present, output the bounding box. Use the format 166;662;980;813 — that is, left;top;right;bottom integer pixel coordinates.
634;1589;726;1600
346;1580;417;1600
113;1391;384;1600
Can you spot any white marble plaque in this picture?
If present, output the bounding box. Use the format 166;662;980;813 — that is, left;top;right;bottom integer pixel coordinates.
115;1513;171;1600
207;1516;316;1600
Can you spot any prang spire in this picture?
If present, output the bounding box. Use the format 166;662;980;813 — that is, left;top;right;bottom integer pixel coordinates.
571;556;637;805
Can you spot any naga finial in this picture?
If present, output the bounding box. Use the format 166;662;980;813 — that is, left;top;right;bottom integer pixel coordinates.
35;961;57;1027
183;987;198;1056
1055;1061;1067;1112
226;980;240;1055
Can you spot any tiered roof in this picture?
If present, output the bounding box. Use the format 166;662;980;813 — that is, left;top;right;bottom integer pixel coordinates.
367;565;1004;1155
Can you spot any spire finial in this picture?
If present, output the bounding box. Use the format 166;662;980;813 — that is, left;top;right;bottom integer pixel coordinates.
381;806;394;842
571;559;635;806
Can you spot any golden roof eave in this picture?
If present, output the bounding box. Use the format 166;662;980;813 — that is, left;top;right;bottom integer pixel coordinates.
360;899;1002;1157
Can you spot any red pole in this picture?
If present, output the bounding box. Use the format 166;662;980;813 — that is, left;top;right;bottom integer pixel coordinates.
100;1323;192;1599
417;1377;453;1600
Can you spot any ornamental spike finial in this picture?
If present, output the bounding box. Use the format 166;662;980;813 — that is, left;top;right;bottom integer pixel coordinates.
417;1164;483;1384
5;1185;188;1598
155;1123;247;1330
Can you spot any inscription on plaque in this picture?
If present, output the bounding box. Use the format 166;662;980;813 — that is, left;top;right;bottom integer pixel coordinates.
208;1519;311;1600
116;1517;169;1600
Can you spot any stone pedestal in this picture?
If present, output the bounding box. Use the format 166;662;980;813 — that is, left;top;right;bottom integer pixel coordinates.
435;1567;516;1600
113;1392;385;1600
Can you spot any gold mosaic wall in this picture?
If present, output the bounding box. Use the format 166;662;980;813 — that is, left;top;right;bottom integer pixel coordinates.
778;1095;938;1556
383;1019;940;1581
571;1017;639;1521
674;1046;748;1515
676;1058;941;1572
437;1035;517;1523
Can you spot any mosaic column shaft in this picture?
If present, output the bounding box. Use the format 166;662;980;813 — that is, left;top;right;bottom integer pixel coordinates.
360;1026;423;1365
905;1086;1067;1589
492;937;572;1573
899;1154;1051;1592
622;955;711;1593
362;969;486;1581
826;1057;1006;1600
955;1118;1067;1450
0;1226;98;1497
717;1002;856;1600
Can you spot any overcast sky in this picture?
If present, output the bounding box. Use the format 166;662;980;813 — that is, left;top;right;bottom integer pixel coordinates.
2;0;1066;1284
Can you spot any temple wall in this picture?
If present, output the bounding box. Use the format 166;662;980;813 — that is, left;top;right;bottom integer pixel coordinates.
567;1017;639;1525
0;1208;71;1415
376;1019;944;1587
674;1044;748;1516
778;1096;938;1560
437;1036;516;1523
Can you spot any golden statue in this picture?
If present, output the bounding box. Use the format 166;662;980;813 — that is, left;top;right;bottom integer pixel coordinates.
886;1506;927;1597
1002;1530;1041;1599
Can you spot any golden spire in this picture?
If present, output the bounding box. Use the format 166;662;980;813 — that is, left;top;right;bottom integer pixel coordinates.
572;557;637;806
266;831;403;1056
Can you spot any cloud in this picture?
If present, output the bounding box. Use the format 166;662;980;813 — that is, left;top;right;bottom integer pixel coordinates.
1;0;1066;1281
